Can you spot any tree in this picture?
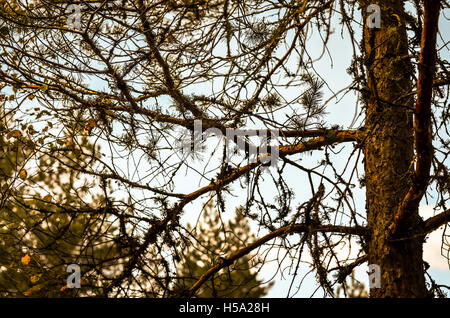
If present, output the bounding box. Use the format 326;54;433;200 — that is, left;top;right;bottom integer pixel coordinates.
173;200;273;297
335;272;369;298
0;0;449;298
0;106;125;297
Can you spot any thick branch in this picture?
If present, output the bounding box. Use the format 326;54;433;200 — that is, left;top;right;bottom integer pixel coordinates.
1;71;363;144
389;0;441;237
103;132;359;295
186;223;368;297
183;131;360;203
424;210;450;234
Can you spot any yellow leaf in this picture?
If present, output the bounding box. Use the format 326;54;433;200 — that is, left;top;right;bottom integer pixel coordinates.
30;274;42;284
43;194;53;202
19;169;27;180
21;253;31;265
60;285;69;292
7;129;22;139
28;94;35;100
23;284;42;296
7;223;20;230
85;118;97;132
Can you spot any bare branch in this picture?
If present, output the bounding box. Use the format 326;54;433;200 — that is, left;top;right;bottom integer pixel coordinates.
424;210;450;234
186;222;367;297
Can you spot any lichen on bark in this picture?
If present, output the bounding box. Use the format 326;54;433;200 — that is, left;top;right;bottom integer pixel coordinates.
360;0;428;297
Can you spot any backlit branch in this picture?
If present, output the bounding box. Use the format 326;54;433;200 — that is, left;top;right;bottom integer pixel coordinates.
424;209;450;234
389;0;441;237
186;222;368;298
103;131;360;294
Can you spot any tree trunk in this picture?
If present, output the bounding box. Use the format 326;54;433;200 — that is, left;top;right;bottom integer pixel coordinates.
361;0;428;297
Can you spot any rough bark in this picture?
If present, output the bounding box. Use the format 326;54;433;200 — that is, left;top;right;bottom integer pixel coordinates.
361;0;427;297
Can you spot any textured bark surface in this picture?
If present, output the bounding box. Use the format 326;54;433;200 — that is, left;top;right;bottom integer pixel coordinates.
361;0;427;297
